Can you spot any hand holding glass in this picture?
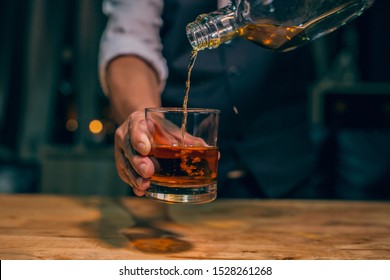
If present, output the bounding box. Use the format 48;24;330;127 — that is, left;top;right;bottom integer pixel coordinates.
145;107;220;204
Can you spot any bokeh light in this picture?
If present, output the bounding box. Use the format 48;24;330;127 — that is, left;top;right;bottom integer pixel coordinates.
89;119;103;134
66;118;78;132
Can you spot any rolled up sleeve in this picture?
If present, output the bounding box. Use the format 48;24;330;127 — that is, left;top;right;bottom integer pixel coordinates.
99;0;168;95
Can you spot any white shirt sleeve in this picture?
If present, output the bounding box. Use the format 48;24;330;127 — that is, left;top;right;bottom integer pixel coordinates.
98;0;168;95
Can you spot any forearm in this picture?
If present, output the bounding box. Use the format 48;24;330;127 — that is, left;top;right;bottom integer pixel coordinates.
105;55;161;124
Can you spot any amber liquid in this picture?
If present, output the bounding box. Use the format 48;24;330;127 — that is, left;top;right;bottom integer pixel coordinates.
238;2;357;52
239;24;308;52
149;145;218;187
180;49;198;144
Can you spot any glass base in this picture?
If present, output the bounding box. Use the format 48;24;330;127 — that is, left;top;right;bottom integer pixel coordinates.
145;182;217;204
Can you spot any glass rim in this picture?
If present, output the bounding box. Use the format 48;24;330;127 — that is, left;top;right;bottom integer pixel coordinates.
145;107;220;114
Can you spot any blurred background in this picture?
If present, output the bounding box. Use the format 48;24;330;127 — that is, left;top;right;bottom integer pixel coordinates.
0;0;128;196
0;0;389;197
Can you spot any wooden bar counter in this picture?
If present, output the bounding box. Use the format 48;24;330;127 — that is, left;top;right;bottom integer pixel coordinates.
0;194;389;260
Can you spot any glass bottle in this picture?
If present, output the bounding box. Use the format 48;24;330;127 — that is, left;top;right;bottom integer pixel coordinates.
186;0;375;52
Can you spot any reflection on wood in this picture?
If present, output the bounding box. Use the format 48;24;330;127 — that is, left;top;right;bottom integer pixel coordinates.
0;194;389;260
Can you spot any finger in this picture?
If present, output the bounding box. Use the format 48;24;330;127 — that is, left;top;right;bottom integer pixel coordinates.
130;155;155;179
128;114;151;156
124;156;149;195
122;131;155;179
132;187;146;197
130;144;140;156
183;133;209;147
114;145;132;185
115;134;147;195
135;177;150;191
114;115;153;196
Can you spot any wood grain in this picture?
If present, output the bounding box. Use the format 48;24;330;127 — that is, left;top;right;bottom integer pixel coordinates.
0;194;389;259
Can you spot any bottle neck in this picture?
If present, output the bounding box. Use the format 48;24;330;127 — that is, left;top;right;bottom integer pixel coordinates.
186;5;240;51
